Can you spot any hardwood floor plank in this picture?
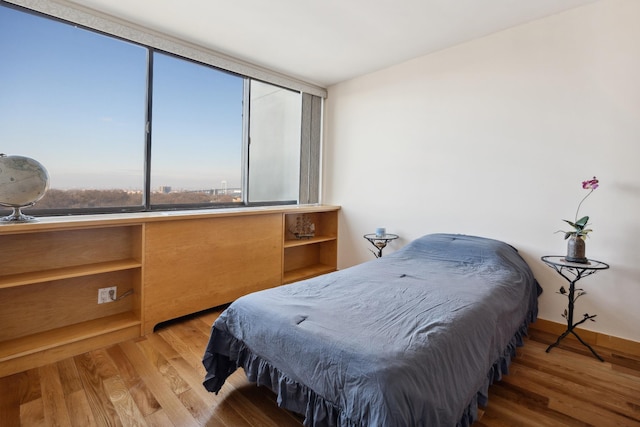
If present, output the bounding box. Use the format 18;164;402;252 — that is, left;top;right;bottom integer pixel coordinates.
516;352;640;398
501;360;640;426
157;328;203;373
513;363;640;419
142;333;181;362
73;351;121;426
223;392;285;427
0;373;24;426
148;336;216;406
38;364;72;427
160;320;211;369
548;395;640;427
56;359;83;397
88;348;120;379
64;390;97;427
197;308;224;330
513;345;640;420
135;338;190;397
189;314;218;338
201;397;254;427
106;343;161;417
176;387;220;426
2;307;639;426
481;393;561;427
211;365;305;426
474;413;514;427
611;352;640;376
57;363;102;427
118;339;198;427
19;397;45;427
143;408;175;427
19;369;42;405
486;382;587;426
229;383;305;426
103;375;146;427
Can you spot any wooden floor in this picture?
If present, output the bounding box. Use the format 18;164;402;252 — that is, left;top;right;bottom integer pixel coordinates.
1;307;639;426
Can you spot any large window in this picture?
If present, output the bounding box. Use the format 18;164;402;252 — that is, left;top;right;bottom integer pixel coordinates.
248;80;301;203
150;52;244;206
0;4;147;210
0;2;318;215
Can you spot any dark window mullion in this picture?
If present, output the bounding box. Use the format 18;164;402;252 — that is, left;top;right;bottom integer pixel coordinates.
242;78;251;205
143;49;155;211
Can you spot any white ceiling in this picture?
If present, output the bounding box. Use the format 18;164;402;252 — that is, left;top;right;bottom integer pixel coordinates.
66;0;600;88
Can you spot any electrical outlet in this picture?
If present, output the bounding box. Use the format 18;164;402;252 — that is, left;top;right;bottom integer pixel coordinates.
98;286;117;304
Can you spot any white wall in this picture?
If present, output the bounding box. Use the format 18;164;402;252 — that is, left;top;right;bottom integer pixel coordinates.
323;0;640;342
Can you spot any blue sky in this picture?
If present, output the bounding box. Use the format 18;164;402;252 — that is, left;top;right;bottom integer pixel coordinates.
0;4;243;190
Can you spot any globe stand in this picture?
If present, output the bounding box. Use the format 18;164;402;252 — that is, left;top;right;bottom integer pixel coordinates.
0;204;37;222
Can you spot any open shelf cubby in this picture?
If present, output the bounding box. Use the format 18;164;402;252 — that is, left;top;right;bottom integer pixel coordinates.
0;224;143;376
283;210;338;284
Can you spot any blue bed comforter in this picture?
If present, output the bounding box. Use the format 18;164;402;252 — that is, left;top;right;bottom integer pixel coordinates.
203;233;541;426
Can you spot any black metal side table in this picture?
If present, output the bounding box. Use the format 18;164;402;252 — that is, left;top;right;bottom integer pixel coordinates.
541;255;609;361
364;233;398;258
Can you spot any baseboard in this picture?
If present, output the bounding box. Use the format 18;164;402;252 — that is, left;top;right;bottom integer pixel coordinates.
530;318;640;357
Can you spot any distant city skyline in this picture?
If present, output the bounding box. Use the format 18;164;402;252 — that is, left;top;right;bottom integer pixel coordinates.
155;184;241;194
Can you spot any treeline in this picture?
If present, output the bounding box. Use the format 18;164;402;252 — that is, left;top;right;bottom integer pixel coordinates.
32;189;237;209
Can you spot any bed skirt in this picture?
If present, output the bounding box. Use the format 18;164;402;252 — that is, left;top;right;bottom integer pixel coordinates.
203;301;539;427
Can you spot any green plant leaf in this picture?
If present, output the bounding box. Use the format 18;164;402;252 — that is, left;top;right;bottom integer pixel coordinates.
575;216;589;227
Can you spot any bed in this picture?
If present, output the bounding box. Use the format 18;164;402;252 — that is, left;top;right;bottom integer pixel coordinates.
202;233;541;426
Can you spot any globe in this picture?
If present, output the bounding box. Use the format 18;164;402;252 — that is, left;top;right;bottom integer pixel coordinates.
0;154;50;222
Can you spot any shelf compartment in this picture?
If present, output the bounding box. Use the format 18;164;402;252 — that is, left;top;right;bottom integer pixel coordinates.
284;235;336;248
0;258;141;289
283;263;336;284
284;239;337;282
284;212;337;242
0;270;139;342
0;312;141;377
282;209;338;285
0;225;142;277
0;311;140;362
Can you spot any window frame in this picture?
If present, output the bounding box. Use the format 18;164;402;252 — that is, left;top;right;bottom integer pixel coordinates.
0;1;324;216
146;49;248;211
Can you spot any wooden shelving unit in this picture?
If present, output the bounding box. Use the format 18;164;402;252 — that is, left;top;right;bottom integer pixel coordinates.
283;209;338;284
0;224;143;377
0;205;339;376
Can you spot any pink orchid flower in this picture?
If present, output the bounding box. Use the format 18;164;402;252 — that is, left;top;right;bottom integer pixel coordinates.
582;177;599;190
559;177;600;240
